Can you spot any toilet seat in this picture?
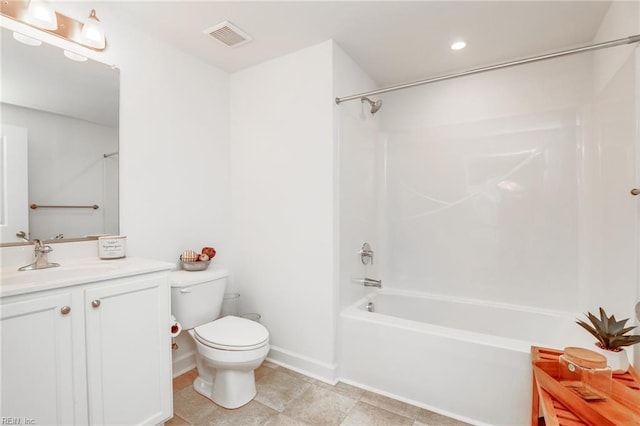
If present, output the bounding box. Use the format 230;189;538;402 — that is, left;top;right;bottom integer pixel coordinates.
194;315;269;351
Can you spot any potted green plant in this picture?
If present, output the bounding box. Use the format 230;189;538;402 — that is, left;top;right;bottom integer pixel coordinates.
576;307;640;373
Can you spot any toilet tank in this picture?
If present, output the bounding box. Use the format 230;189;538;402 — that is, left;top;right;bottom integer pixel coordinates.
170;268;229;329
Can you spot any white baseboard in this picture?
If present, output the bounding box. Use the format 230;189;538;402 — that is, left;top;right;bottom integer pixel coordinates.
171;350;196;378
171;345;338;385
266;345;338;385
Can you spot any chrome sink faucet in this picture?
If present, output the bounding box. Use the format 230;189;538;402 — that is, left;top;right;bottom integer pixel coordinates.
18;239;60;271
34;240;55;268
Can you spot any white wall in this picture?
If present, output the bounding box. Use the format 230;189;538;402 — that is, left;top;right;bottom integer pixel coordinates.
230;41;336;380
1;3;232;373
1;103;117;240
4;2;232;267
96;3;231;370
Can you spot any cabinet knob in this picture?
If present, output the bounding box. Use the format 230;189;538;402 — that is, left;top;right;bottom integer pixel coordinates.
91;299;101;308
632;188;640;196
60;306;71;315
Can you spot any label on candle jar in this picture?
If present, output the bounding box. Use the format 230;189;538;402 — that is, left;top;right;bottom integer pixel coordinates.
98;235;126;259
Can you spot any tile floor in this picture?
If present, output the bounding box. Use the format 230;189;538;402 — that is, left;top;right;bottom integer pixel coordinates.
168;361;471;426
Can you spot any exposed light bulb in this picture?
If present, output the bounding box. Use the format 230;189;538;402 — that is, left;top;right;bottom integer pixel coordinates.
80;9;106;49
13;32;42;46
451;40;467;51
63;50;88;62
25;0;58;31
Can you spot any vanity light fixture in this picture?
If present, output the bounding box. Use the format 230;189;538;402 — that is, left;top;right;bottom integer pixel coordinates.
25;0;57;31
80;9;105;49
451;40;467;51
0;1;107;51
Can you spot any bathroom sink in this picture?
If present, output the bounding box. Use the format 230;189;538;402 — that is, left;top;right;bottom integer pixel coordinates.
2;261;118;285
1;257;173;297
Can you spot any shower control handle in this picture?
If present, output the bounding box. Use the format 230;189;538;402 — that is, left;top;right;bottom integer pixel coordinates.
631;188;640;196
359;242;374;265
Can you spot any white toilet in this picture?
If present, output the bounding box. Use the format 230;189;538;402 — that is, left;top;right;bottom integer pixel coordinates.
170;268;270;409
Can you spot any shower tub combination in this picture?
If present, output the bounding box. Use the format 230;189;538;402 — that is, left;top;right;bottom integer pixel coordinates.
335;24;639;426
339;290;593;425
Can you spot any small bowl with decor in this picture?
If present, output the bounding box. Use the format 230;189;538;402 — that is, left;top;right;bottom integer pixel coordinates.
576;307;640;373
179;247;216;272
179;249;210;271
180;259;210;271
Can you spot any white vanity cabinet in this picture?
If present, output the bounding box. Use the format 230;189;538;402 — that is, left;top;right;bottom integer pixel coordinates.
0;260;173;426
84;274;172;425
0;292;76;425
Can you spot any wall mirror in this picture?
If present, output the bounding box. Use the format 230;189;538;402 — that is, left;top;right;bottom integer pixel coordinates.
0;26;119;245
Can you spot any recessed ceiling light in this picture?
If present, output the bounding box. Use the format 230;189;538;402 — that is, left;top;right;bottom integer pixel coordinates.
451;41;467;51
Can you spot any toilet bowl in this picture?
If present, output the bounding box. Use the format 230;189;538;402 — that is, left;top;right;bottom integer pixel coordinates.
190;316;269;408
170;269;270;409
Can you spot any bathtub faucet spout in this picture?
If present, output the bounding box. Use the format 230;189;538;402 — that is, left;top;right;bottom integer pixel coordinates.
353;277;382;288
364;278;382;288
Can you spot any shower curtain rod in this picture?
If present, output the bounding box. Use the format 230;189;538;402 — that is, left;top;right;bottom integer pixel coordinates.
335;34;640;105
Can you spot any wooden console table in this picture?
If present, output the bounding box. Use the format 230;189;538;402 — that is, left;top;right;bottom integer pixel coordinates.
531;346;640;426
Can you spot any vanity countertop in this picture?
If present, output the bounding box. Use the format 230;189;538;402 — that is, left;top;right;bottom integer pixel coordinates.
1;257;174;298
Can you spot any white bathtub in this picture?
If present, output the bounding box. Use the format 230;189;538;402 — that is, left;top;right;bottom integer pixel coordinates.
338;290;593;426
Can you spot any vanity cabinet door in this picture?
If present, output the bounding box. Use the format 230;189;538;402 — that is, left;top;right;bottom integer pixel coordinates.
0;292;75;425
84;274;172;426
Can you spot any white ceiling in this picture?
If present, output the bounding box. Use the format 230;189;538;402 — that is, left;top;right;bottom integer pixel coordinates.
110;1;614;87
1;1;617;126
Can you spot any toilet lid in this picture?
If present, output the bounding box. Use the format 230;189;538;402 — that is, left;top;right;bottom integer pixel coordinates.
194;316;269;350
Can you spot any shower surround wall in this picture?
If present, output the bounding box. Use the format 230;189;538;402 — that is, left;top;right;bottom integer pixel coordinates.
376;0;639;350
338;1;638;326
334;46;382;312
379;45;637;320
381;54;589;311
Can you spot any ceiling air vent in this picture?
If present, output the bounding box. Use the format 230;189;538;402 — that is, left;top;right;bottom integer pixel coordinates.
204;21;252;48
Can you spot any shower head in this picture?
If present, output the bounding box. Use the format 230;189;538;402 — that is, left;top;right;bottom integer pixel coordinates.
361;97;383;115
